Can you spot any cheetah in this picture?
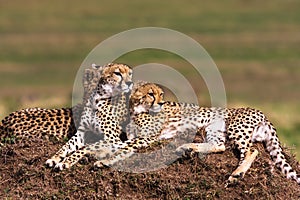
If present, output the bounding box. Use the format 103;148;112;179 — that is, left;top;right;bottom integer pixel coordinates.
0;106;82;145
45;63;133;170
97;82;300;185
0;63;104;145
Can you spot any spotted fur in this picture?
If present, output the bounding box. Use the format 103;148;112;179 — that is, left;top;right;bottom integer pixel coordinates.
0;64;103;145
45;63;133;170
97;82;300;185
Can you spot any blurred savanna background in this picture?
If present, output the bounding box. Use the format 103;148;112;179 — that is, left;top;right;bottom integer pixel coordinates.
0;0;299;158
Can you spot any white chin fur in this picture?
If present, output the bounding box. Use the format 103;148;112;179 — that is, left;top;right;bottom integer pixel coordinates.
102;84;113;94
121;84;132;93
123;88;130;93
134;105;147;114
159;128;176;139
149;105;162;113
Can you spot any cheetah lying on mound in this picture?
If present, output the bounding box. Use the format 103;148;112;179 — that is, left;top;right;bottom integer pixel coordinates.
0;63;134;171
96;82;300;185
45;63;133;170
2;63;299;186
0;64;103;144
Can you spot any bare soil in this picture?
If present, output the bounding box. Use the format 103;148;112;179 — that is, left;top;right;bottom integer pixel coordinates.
1;134;300;200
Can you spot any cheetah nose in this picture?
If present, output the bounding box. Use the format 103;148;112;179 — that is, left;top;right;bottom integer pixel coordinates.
158;102;165;106
126;81;133;88
126;81;132;85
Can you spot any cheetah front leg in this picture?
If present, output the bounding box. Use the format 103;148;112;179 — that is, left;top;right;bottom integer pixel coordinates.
53;141;123;170
94;150;131;168
53;146;90;170
93;135;156;168
46;107;93;168
45;129;85;168
53;123;125;170
176;142;226;157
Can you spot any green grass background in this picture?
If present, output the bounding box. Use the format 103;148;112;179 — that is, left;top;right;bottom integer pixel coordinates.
0;0;299;158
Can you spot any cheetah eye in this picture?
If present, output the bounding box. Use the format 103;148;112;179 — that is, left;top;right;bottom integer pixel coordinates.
113;72;122;76
160;93;164;96
148;92;154;97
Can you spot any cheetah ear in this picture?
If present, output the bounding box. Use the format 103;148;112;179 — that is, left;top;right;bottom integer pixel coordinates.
134;91;143;97
130;90;142;101
91;63;99;69
135;80;148;86
91;63;105;72
132;80;148;92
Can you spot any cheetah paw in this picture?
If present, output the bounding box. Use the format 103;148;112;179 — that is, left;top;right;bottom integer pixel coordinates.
94;160;111;168
228;172;244;183
54;162;70;171
175;145;194;157
45;158;61;168
93;161;104;168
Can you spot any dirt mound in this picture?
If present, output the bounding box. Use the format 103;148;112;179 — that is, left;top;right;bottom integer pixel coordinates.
1;137;300;199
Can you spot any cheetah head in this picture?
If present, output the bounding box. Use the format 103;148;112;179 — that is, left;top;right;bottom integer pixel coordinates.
95;63;133;98
130;82;165;114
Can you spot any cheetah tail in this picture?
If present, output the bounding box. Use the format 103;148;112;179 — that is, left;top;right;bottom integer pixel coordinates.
260;122;300;185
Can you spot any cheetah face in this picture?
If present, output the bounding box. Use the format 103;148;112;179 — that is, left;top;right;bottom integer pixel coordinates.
130;82;164;114
99;63;133;97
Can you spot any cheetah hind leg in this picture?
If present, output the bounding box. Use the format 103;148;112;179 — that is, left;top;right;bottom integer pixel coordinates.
227;148;258;183
176;143;259;184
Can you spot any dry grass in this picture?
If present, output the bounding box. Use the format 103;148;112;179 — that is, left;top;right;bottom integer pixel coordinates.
1;132;300;199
